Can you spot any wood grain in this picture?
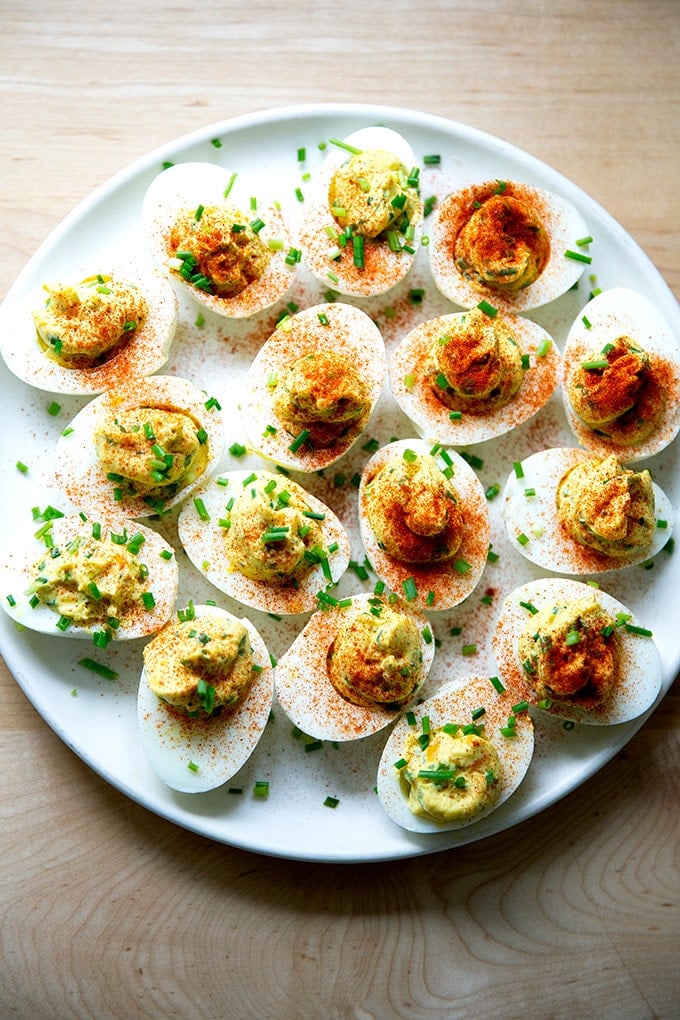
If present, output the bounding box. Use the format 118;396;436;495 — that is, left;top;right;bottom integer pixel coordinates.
1;2;678;1017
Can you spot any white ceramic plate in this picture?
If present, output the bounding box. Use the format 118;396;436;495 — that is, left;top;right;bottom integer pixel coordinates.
1;104;678;863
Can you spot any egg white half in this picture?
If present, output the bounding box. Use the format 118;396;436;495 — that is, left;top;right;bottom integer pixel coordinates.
0;260;178;395
241;301;386;472
492;577;663;725
298;126;424;297
501;447;674;574
0;513;178;639
274;592;436;742
429;179;589;312
389;310;560;445
137;604;273;793
358;439;490;612
177;470;351;616
54;374;225;520
377;674;534;833
142;161;297;317
562;288;680;461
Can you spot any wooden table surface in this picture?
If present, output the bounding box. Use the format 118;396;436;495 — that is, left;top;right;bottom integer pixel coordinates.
1;3;678;1017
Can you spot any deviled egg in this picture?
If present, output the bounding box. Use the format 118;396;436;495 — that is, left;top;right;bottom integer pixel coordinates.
54;375;224;519
0;260;177;394
275;592;435;741
389;306;560;445
241;302;385;472
502;447;674;574
0;512;178;639
138;603;273;793
298;126;424;297
562;288;680;460
377;674;534;833
142;161;296;317
492;577;663;725
358;439;490;611
177;469;350;615
429;179;590;312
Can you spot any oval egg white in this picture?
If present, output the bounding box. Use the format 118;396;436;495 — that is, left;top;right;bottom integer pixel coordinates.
389;309;560;445
274;592;436;742
54;374;225;520
240;302;386;472
142;161;297;318
177;469;351;616
429;179;589;312
492;576;663;725
298;126;424;297
137;604;274;793
376;674;534;833
358;439;490;612
561;288;680;461
501;446;674;574
0;513;178;639
0;259;177;395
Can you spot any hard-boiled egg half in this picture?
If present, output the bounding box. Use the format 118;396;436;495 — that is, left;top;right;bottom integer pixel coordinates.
377;674;534;833
142;161;297;318
492;577;663;725
358;439;490;612
0;260;177;394
389;306;560;446
177;469;351;616
502;447;674;574
429;179;590;312
275;592;435;742
0;512;178;639
240;302;385;472
562;288;680;461
54;375;224;520
138;603;273;793
298;126;424;297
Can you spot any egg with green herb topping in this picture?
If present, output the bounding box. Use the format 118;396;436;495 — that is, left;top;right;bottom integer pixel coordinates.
389;306;560;445
241;301;386;472
492;576;663;725
142;161;297;318
377;674;534;832
138;603;274;793
275;592;435;741
0;260;178;394
429;179;590;312
298;126;424;297
177;468;351;615
0;512;178;639
358;439;490;612
54;375;224;520
561;288;680;461
501;446;674;574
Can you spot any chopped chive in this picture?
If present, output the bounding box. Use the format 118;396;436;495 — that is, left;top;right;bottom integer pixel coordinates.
78;658;118;681
517;532;530;546
536;338;552;358
565;249;592;264
16;461;28;474
477;299;498;318
328;137;362;154
289;428;310;453
402;577;418;601
142;592;156;610
47;401;61;416
513;460;524;479
485;483;501;500
581;358;609;370
193;497;210;521
575;235;593;247
489;675;505;694
324;796;339;808
253;780;270;798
